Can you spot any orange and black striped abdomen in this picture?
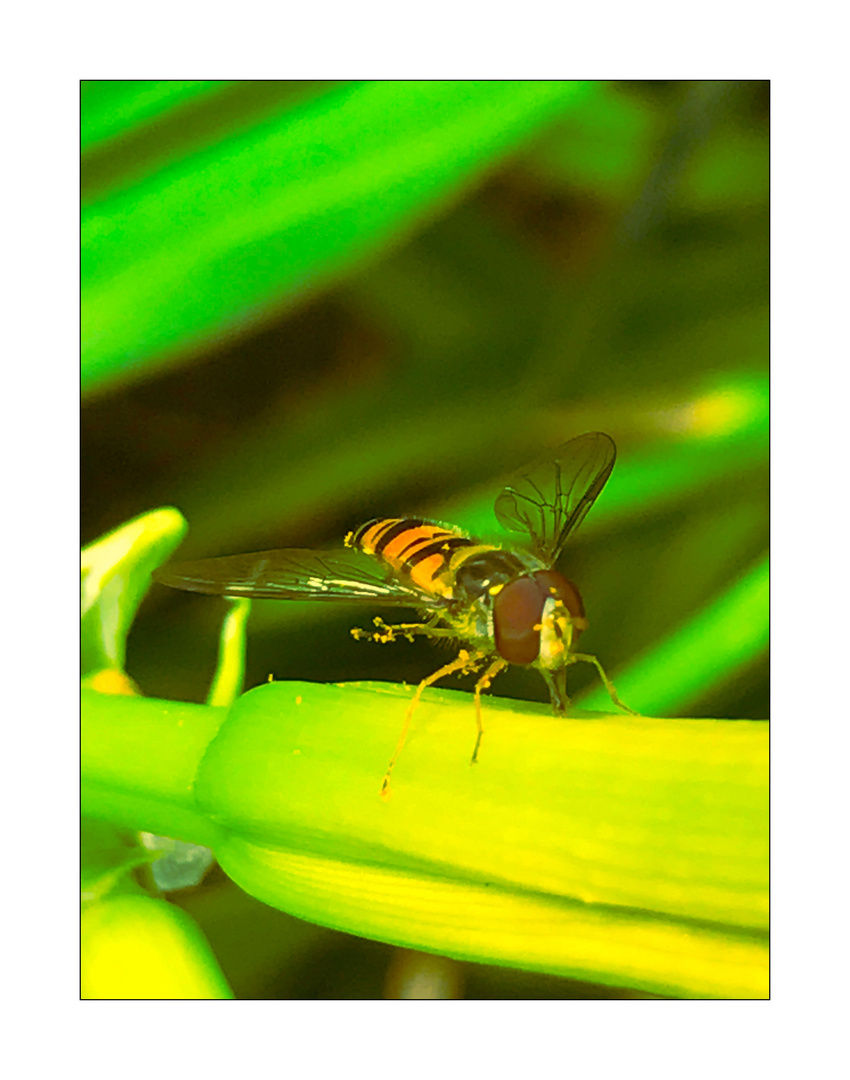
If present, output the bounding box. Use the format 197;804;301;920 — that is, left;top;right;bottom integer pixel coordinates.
350;518;475;599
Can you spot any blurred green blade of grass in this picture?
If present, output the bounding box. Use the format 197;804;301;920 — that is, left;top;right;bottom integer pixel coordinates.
81;681;767;998
126;201;575;555
135;191;766;560
206;598;252;707
579;553;769;716
81;81;340;205
82;80;595;399
80;80;231;152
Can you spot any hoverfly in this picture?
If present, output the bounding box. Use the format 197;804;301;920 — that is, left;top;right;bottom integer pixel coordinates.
154;432;635;795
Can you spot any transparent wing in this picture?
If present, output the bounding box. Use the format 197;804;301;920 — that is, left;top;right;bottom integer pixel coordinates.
493;432;616;564
153;547;442;607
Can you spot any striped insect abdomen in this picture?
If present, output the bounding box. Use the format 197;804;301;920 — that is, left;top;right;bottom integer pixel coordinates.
349;518;476;599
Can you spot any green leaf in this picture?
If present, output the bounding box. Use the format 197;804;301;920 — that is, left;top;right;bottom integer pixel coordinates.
81;681;767;998
82;80;594;397
81;893;233;999
81;689;227;848
81;507;187;679
206;598;251;707
80;80;229;152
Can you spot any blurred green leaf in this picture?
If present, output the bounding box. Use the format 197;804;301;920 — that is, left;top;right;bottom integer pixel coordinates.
676;125;769;210
81;81;339;206
81;893;233;999
81;507;187;679
80;80;230;151
82;80;594;398
206;598;251;707
529;86;663;199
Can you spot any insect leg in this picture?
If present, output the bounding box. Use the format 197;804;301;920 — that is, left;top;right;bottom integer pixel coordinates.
570;652;638;715
470;657;509;764
352;615;455;645
380;649;486;799
541;666;569;714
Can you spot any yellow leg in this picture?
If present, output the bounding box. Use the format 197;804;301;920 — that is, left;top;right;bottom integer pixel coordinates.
470;658;508;764
380;649;485;799
571;652;639;715
352;616;455;644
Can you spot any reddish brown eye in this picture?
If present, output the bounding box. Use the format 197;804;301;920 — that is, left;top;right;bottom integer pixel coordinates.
493;577;544;664
493;571;585;665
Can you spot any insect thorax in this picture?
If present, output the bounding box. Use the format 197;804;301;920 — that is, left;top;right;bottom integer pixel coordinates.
441;546;542;648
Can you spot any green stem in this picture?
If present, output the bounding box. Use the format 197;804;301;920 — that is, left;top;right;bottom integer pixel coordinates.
81;689;228;846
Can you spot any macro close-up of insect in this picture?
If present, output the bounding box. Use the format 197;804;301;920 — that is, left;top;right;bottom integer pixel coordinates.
82;80;769;1004
154;432;636;793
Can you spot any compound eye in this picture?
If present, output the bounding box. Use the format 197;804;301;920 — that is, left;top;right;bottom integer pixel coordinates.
493;571;586;666
531;570;585;622
493;576;546;665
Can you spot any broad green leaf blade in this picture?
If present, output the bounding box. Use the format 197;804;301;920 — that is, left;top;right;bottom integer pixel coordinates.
82;80;593;397
81;507;187;679
216;835;766;999
195;681;767;998
81;680;767;997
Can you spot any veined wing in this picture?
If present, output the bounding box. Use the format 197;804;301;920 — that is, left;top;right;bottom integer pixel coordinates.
493;432;616;564
153;547;443;607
